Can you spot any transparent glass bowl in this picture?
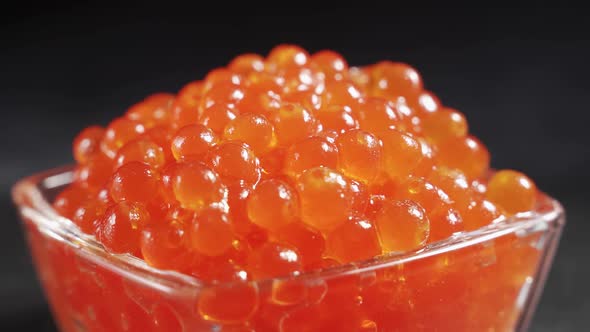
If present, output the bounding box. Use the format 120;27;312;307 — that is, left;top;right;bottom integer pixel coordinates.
12;167;565;332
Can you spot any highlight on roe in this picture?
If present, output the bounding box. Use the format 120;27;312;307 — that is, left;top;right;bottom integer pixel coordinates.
46;44;550;331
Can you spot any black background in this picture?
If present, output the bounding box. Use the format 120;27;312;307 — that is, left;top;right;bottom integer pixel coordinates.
1;4;589;331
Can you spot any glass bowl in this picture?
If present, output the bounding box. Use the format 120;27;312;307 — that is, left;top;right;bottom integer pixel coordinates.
12;167;565;332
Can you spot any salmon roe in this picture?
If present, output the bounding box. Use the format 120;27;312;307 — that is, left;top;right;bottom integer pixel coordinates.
375;200;429;253
73;125;105;164
247;178;299;232
54;47;542;329
486;169;537;215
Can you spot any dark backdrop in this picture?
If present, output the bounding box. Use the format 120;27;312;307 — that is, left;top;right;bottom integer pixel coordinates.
1;5;588;331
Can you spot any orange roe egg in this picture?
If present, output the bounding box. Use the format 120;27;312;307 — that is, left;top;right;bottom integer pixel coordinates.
279;305;322;332
259;148;287;175
462;199;503;231
269;277;310;306
437;135;490;180
238;80;282;116
115;138;166;169
428;207;464;242
357;98;400;134
364;194;387;220
53;185;91;219
94;201;150;254
335;129;382;184
267;44;309;70
190;253;249;283
197;281;258;324
379;129;423;179
427;167;472;210
284;136;339;178
396;177;452;213
280;65;322;94
141;126;174;160
486;170;537;215
189;208;234;256
350;179;370;214
96;187;112;205
324;80;363;108
201;81;244;110
228;53;265;74
126;93;174;128
318;129;339;143
407;90;441;114
413;137;437;175
159;162;182;204
283;89;323;112
141;221;194;271
74;154;113;190
472;178;488;196
245;70;284;93
271;103;318;146
359;320;379;332
172;81;203;128
109;161;158;203
171;161;227;212
73;126;104;164
101;117;145;158
222;238;252;266
297;167;353;231
145;198;172;224
171;124;217;161
204;68;242;88
226;184;269;248
199;103;237;134
208;141;261;186
349;66;371;89
325;217;381;263
224;113;275;155
421;107;468;143
375;200;430;253
72;200;106;234
395;101;421;133
247;241;302;279
315;104;359;133
369;61;422;99
311;50;348;80
247;179;299;232
275;222;325;269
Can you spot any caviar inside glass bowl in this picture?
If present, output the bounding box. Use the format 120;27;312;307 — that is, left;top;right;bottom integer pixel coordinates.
12;45;565;331
13;168;564;331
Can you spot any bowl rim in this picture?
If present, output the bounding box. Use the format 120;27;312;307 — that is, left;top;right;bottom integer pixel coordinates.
12;166;565;292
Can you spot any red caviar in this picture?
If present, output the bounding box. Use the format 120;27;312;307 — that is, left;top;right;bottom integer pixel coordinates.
73;125;105;164
171;124;218;161
51;45;544;332
247;178;299;232
115;138;166;169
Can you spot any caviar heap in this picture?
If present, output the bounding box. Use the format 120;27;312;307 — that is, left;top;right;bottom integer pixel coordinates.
49;45;542;331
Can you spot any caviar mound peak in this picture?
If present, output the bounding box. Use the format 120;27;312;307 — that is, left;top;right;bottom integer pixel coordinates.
57;44;538;283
